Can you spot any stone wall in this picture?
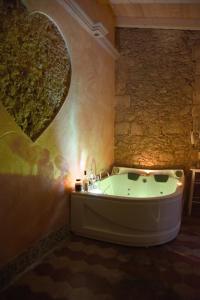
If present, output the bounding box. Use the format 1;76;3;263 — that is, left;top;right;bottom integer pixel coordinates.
0;0;71;141
115;28;200;169
193;44;200;152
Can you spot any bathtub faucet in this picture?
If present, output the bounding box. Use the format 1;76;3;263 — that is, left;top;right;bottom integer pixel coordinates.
88;169;97;189
99;169;110;180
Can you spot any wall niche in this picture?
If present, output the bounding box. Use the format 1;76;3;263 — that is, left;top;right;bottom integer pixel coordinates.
0;0;71;141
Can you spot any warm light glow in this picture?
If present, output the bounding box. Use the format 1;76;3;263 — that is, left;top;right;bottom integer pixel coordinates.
140;170;151;176
144;170;151;175
80;150;87;173
177;181;182;186
63;176;68;189
89;188;102;194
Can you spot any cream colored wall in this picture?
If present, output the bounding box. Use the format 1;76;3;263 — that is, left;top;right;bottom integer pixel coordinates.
0;0;115;267
75;0;116;44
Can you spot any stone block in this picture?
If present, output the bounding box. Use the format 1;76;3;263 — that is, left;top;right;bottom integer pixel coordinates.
115;95;131;110
192;105;200;117
193;45;200;61
126;113;136;122
115;122;130;135
193;117;200;133
195;62;200;75
115;111;125;123
180;106;191;116
147;125;161;136
162;122;183;135
130;122;143;136
174;150;187;161
159;152;174;162
194;76;200;92
193;92;200;105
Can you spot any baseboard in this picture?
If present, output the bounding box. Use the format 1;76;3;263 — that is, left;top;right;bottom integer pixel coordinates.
0;225;69;291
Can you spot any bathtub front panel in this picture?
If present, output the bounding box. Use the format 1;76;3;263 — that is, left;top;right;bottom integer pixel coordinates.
70;192;182;246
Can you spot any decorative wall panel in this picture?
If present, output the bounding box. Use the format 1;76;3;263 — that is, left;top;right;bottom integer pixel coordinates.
0;1;71;141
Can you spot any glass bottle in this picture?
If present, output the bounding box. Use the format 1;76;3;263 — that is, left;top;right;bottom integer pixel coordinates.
83;170;89;192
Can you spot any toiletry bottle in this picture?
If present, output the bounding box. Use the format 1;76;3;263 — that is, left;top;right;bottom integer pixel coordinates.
75;179;82;192
83;170;89;192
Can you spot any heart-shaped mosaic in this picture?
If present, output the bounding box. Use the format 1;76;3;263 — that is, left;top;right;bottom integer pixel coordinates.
0;1;71;141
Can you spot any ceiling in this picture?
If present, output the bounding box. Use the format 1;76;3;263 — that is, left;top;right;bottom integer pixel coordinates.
108;0;200;30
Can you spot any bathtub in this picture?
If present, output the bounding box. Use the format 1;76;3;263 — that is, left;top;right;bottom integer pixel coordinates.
70;167;184;247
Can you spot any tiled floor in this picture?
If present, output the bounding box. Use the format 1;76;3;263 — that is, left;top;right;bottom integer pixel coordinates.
1;210;200;300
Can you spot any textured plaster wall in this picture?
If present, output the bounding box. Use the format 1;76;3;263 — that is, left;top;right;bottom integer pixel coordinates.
115;28;200;169
0;0;115;267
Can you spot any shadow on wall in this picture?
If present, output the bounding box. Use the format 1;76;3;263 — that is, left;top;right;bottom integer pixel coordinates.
0;132;71;267
1;133;69;180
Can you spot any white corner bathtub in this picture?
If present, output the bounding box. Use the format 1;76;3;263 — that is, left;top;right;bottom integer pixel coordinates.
70;167;184;247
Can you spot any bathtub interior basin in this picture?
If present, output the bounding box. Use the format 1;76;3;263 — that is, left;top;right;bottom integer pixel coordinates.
70;167;184;247
94;167;183;198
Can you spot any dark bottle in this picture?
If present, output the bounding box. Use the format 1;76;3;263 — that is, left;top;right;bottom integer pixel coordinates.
75;179;82;192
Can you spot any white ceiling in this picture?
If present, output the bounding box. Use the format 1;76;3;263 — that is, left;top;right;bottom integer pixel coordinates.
108;0;200;29
109;1;200;3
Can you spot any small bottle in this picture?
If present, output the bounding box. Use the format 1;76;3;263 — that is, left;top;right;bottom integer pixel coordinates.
75;179;82;192
83;170;89;192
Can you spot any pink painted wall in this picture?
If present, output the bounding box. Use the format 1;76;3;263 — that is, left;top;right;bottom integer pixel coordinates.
0;0;115;267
